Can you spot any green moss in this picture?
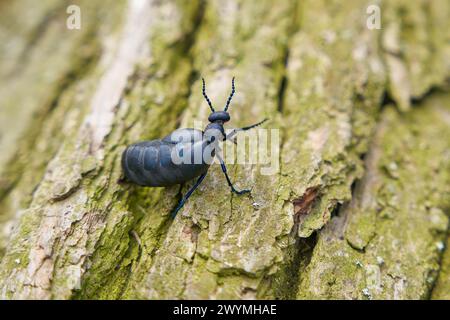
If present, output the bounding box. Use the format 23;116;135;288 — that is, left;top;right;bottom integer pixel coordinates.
432;232;450;299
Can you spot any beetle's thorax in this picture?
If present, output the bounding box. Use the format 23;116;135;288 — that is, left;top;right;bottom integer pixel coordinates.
204;122;225;142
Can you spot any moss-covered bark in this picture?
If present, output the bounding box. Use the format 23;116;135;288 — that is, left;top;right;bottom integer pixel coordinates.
297;93;450;299
432;231;450;299
0;0;125;257
0;0;448;299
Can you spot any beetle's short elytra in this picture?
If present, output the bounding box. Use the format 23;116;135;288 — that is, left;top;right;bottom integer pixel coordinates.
121;78;267;217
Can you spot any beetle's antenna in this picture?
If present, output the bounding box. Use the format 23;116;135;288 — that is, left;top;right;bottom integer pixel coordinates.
225;118;268;142
202;78;215;112
224;77;235;112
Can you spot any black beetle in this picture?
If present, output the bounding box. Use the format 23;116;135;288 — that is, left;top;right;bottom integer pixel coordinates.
121;78;267;217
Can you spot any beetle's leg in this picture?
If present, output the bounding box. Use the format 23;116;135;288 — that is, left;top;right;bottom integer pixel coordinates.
225;118;268;142
171;172;208;218
217;153;250;195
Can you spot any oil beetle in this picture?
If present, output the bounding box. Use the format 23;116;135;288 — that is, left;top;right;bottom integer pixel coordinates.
121;78;267;217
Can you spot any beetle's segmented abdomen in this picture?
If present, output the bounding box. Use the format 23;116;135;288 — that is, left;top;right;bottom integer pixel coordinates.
122;134;210;187
122;141;164;186
143;146;158;171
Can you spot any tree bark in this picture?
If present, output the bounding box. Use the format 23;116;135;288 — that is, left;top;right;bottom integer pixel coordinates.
0;0;448;299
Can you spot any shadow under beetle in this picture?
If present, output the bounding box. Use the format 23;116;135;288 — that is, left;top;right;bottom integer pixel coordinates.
121;78;267;217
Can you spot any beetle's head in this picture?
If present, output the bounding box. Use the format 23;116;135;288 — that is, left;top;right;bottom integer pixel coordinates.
208;110;230;123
